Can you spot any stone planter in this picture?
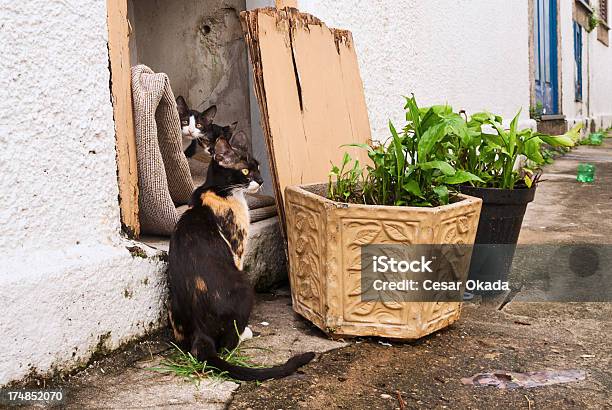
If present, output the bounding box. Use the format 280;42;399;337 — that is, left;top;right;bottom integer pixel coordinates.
285;183;482;339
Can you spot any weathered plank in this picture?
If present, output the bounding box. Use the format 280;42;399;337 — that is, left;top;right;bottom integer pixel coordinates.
275;0;298;9
107;0;140;237
241;8;371;232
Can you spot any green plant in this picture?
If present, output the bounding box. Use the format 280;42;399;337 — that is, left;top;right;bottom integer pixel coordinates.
580;131;605;145
597;127;612;137
329;97;578;204
540;123;581;164
328;95;482;207
149;323;265;383
566;122;585;144
529;101;544;121
453;112;576;189
587;12;601;33
327;152;365;203
541;145;568;164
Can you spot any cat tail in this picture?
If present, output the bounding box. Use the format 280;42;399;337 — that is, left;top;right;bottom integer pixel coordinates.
206;352;315;381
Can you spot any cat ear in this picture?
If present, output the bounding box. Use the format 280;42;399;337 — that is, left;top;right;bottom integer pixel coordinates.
201;105;217;126
176;96;188;116
229;121;238;133
229;131;249;153
214;138;238;167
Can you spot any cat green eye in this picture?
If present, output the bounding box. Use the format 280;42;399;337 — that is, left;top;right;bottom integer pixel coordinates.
241;169;249;176
182;121;188;125
196;123;202;128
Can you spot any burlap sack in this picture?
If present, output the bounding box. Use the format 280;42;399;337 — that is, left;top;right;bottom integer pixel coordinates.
131;65;194;235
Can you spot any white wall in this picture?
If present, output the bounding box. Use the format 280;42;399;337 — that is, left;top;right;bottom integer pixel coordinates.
590;35;612;129
586;0;612;129
559;0;587;127
0;0;167;385
300;0;532;140
559;0;612;130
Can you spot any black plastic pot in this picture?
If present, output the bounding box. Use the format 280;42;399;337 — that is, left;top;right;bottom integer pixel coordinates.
459;185;537;292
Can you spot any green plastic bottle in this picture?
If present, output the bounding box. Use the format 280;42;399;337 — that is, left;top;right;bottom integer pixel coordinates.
577;163;595;183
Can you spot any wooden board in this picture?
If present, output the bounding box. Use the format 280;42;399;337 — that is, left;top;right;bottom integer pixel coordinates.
275;0;298;8
241;8;371;231
107;0;140;237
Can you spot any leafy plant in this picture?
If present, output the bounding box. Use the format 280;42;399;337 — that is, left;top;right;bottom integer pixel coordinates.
565;122;585;144
329;97;578;206
580;131;605;146
587;12;601;33
529;101;544;121
327;152;365;204
328;95;482;207
541;145;568;164
453;111;576;189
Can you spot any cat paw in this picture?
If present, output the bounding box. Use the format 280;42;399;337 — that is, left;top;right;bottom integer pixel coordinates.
239;326;253;343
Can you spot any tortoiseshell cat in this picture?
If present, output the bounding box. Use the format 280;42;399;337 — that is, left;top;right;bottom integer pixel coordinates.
167;133;314;380
176;96;238;157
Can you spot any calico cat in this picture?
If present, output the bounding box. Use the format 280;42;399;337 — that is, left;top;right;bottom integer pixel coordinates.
198;121;238;155
176;96;238;157
167;132;314;381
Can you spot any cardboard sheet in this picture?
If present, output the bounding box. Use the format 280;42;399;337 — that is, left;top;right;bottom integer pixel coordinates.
241;8;372;230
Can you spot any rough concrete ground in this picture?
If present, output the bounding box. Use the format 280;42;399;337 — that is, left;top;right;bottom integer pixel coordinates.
20;139;611;409
229;139;612;409
30;289;345;409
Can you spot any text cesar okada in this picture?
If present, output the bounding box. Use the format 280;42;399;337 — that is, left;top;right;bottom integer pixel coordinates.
371;255;510;292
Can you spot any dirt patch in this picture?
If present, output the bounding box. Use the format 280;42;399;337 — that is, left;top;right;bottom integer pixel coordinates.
229;303;612;409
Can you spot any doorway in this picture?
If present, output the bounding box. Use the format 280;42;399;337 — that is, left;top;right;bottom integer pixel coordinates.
533;0;560;115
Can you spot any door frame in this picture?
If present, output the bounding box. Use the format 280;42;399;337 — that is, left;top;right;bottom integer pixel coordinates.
107;0;140;237
106;0;297;238
529;0;563;117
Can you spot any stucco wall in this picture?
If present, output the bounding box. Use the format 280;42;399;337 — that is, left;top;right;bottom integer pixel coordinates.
587;4;612;129
0;0;167;385
559;0;612;130
559;0;587;126
300;0;532;141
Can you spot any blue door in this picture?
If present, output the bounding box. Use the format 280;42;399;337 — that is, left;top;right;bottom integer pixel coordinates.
534;0;559;115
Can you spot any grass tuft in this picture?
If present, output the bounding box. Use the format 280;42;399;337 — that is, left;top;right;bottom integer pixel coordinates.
148;322;270;384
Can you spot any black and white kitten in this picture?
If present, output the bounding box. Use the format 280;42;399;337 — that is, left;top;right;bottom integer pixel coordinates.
176;96;238;158
167;133;314;381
